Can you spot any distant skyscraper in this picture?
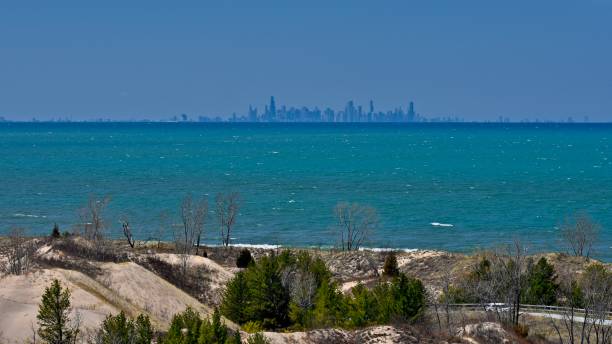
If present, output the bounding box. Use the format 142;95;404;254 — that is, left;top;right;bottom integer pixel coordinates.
407;101;415;122
269;96;277;120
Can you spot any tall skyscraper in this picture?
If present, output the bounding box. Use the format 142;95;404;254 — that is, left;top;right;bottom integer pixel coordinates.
407;101;415;122
269;96;277;120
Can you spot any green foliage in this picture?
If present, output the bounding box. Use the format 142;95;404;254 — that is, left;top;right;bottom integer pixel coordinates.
246;333;270;344
294;251;331;288
165;307;202;344
236;249;253;268
221;250;426;331
225;331;241;344
469;257;492;282
97;312;153;344
198;309;227;344
134;314;155;344
311;279;347;327
382;252;400;278
391;274;426;322
37;279;76;344
247;255;291;329
439;285;473;304
566;281;585;308
347;283;378;327
522;257;558;305
221;271;250;324
164;308;233;344
241;321;263;333
371;274;426;323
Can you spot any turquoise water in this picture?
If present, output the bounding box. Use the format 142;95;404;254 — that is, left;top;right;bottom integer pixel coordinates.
1;123;610;260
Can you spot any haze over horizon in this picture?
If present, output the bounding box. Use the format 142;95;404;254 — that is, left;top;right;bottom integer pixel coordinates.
1;1;611;121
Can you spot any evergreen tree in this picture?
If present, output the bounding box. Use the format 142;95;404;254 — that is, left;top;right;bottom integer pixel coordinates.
164;307;202;344
134;314;154;344
382;252;400;278
99;311;132;344
220;271;250;324
51;223;61;239
247;255;290;329
391;273;426;322
37;279;76;344
236;249;253;268
311;279;346;327
347;283;378;327
522;257;558;305
198;309;228;344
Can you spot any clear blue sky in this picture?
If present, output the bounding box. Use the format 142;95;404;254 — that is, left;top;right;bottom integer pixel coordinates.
1;1;611;121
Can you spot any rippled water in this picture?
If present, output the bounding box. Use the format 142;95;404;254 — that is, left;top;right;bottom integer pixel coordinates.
1;122;610;260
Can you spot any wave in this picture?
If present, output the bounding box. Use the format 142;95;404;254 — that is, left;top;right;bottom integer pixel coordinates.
359;247;418;253
430;222;453;227
13;213;47;218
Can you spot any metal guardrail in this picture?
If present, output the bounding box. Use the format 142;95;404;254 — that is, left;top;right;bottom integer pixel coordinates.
442;303;612;318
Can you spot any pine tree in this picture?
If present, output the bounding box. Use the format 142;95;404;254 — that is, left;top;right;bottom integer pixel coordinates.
382;252;400;278
347;283;377;327
165;307;202;344
220;271;250;324
37;279;76;344
134;314;154;344
247;255;290;329
392;273;426;322
198;309;228;344
522;257;558;305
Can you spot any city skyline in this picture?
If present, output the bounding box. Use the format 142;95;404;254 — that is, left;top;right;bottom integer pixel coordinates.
1;1;611;122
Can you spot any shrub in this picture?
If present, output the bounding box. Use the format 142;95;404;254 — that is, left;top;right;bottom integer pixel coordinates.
347;283;378;327
236;249;253;268
51;223;61;239
382;252;400;277
373;273;426;323
247;333;270;344
241;321;264;333
164;307;202;344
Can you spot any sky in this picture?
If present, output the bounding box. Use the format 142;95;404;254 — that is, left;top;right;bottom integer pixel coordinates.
1;1;611;121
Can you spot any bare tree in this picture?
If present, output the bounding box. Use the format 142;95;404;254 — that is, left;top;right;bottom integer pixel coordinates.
177;194;207;256
580;263;612;344
550;280;580;344
216;192;240;247
333;202;378;251
157;211;169;249
120;218;135;248
79;195;111;241
487;240;529;326
560;212;600;259
4;228;36;275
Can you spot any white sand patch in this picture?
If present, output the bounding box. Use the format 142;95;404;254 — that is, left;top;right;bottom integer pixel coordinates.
97;261;217;327
0;269;117;343
396;250;445;268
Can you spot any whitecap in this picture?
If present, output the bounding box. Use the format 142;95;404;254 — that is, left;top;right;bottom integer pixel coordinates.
230;243;281;249
288;199;296;203
359;247;419;253
13;213;46;218
430;222;454;227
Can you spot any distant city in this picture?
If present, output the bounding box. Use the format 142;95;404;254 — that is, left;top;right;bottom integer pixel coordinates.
0;97;598;123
